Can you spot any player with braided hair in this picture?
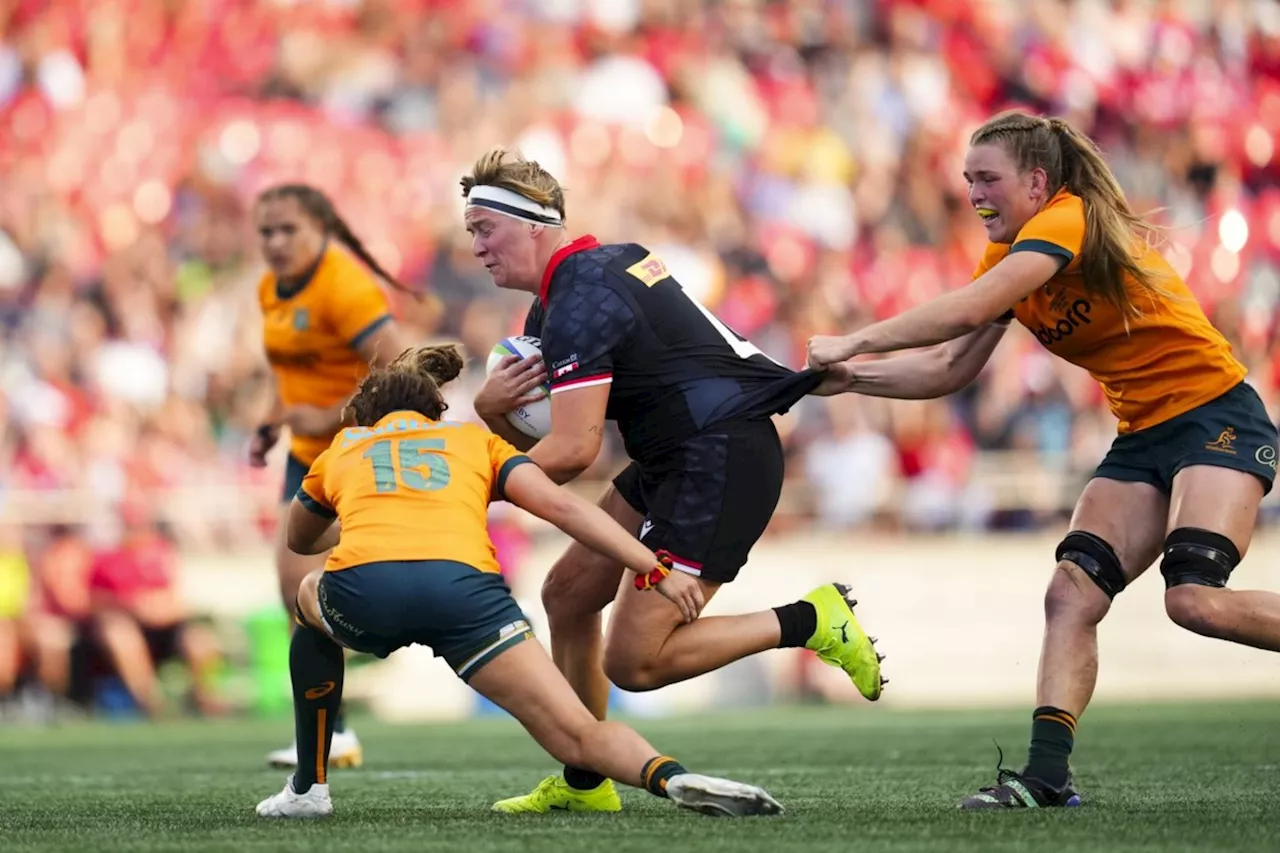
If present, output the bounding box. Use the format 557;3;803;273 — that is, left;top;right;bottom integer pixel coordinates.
249;183;415;770
808;110;1280;809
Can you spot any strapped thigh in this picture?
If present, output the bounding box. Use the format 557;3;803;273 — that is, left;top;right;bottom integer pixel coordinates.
1160;527;1240;589
1055;530;1127;599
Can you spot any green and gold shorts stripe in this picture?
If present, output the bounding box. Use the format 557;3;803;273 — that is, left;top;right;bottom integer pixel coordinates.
455;619;534;682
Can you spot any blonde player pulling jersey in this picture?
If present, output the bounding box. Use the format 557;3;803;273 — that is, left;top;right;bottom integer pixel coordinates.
808;110;1280;810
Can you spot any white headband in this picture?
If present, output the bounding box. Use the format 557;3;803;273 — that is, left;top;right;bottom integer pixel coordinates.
465;185;563;227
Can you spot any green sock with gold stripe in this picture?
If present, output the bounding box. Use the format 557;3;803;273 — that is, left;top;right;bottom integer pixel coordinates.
1024;706;1076;790
641;756;688;798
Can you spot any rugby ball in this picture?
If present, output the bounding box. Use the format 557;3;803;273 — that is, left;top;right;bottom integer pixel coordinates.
485;336;552;439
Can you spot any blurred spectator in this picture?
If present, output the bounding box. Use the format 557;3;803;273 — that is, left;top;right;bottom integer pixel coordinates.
22;525;92;705
803;394;897;529
0;524;29;699
86;502;224;717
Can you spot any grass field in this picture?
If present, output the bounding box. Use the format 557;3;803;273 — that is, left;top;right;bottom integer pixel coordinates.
2;700;1277;853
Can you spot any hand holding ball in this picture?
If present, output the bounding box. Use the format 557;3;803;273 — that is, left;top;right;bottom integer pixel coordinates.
483;336;552;439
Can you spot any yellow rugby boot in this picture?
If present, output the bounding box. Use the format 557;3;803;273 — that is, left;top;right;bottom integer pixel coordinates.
492;775;622;814
802;583;886;701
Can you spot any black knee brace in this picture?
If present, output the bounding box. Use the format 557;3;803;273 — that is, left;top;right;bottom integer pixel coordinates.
1160;528;1240;589
1056;531;1126;599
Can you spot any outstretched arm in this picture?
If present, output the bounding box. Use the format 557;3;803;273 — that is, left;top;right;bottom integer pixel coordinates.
502;462;655;574
501;461;704;621
837;322;1009;400
808;252;1058;365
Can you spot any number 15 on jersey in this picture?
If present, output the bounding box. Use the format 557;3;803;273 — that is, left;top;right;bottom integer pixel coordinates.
362;438;451;493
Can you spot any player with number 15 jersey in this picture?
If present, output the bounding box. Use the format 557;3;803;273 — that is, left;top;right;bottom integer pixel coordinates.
256;345;784;820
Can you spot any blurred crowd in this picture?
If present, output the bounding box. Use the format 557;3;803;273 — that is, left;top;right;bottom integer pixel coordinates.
1;0;1280;711
0;507;223;720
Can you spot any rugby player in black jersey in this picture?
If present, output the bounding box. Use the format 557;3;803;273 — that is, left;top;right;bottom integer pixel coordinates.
463;148;885;814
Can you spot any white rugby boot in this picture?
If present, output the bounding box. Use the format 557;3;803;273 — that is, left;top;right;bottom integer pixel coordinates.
256;776;333;818
666;773;784;817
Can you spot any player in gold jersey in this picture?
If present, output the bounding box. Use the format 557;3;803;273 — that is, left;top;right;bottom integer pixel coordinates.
807;111;1280;809
249;184;414;770
254;346;781;819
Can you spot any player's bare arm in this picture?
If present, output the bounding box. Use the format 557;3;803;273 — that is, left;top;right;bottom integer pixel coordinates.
502;462;703;622
527;383;610;484
838;323;1009;400
281;404;347;437
277;320;414;439
807;252;1061;367
355;318;414;369
249;381;286;467
286;498;339;555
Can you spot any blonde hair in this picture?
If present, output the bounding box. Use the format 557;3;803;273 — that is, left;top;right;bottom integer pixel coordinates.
460;147;566;220
971;111;1169;317
344;345;465;425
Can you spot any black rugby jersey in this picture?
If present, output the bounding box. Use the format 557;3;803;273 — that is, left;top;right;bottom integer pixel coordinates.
523;235;822;465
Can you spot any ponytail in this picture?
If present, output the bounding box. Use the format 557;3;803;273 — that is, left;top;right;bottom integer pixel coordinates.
1046;118;1169;317
387;343;464;387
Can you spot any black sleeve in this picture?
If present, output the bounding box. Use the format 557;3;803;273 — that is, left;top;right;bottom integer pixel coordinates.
522;300;544;337
542;285;637;393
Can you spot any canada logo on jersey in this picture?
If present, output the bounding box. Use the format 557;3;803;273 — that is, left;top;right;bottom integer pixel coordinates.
626;253;671;288
552;355;580;378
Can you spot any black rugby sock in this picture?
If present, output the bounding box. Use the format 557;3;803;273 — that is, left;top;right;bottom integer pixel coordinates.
564;764;607;791
1023;706;1076;791
773;601;818;648
289;623;345;794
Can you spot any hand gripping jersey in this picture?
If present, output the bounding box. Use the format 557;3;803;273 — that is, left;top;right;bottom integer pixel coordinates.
524;236;823;464
259;244;393;464
298;412;532;573
976;190;1246;433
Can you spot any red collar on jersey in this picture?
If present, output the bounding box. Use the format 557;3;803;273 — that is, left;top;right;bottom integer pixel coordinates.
540;235;600;304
